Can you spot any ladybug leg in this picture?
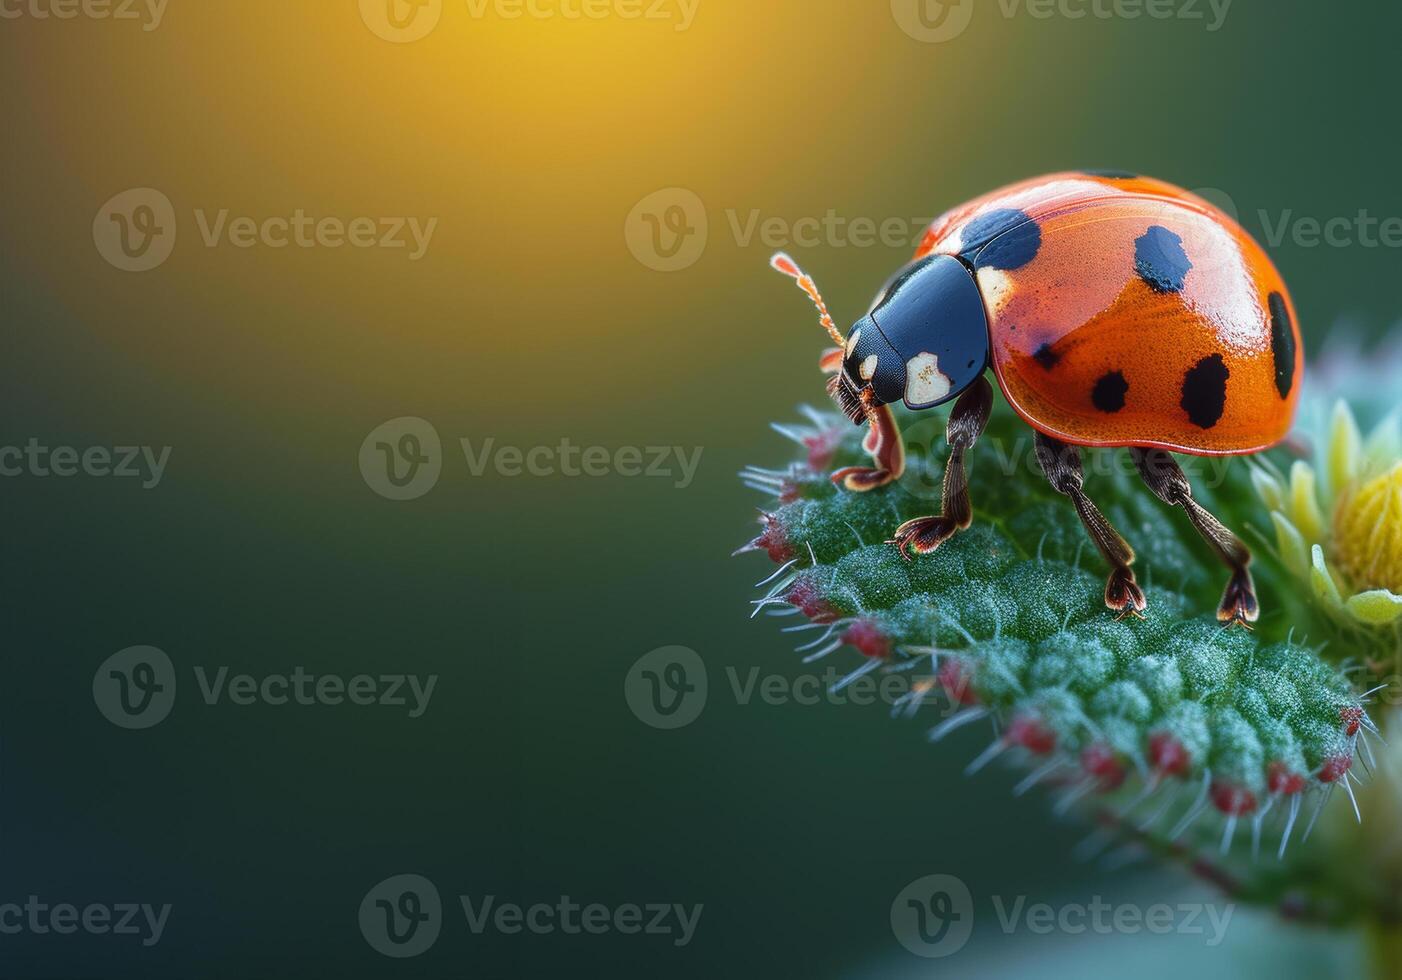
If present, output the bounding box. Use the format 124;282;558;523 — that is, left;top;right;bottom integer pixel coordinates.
831;398;907;492
889;376;993;558
1130;449;1258;627
1033;432;1147;619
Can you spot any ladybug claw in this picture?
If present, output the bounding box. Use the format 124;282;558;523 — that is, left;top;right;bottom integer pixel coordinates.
1105;568;1148;620
889;516;961;559
831;466;897;492
1217;570;1260;627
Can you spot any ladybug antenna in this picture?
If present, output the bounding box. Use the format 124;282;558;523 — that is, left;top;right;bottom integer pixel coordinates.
770;252;846;348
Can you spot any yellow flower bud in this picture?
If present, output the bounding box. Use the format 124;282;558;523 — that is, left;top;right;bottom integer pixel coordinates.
1333;461;1402;593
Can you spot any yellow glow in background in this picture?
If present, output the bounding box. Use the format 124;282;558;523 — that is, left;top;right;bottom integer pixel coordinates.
4;2;1402;976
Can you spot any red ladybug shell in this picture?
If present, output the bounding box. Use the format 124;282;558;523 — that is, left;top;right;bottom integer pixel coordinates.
914;171;1302;456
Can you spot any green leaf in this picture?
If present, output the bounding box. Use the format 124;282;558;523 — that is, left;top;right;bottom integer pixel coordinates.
741;401;1373;914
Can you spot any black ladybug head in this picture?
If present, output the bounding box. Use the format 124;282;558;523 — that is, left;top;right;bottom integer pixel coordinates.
831;315;908;424
834;255;991;421
771;250;990;425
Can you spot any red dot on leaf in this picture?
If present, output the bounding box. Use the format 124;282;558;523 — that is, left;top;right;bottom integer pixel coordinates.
755;513;794;563
783;577;837;624
1210;781;1257;816
937;658;979;705
1266;761;1306;795
1006;714;1056;755
842;620;890;660
1148;733;1191;777
1081;743;1127;791
1318;754;1353;783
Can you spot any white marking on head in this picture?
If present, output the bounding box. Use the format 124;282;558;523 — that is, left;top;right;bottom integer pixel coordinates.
859;354;879;381
976;266;1016;314
846;327;861;357
905;352;952;406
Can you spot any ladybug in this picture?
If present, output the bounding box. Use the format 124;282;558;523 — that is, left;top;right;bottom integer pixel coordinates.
771;171;1302;626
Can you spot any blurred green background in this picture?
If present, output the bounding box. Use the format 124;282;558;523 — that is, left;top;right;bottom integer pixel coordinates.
1;1;1398;976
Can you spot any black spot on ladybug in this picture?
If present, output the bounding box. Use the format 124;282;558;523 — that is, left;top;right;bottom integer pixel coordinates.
1091;371;1128;413
961;209;1025;249
1135;225;1192;293
1033;344;1060;370
961;208;1041;271
1083;169;1137;179
1268;291;1296;399
979;223;1042;271
1180;354;1229;429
